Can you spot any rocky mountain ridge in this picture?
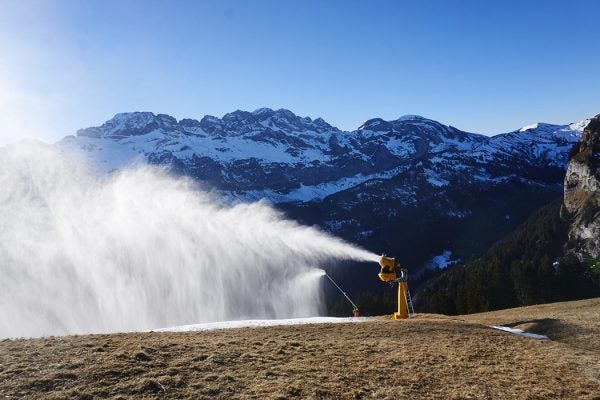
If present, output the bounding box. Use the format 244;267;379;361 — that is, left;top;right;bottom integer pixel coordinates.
59;108;585;204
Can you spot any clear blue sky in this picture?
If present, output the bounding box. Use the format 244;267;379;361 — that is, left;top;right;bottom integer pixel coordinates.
1;0;599;144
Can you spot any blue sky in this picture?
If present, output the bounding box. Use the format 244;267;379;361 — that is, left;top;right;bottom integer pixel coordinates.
1;0;599;144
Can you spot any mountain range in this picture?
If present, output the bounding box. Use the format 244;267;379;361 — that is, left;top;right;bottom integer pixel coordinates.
57;109;589;293
59;108;583;204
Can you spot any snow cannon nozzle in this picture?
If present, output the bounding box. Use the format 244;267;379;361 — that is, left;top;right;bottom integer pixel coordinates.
378;255;397;282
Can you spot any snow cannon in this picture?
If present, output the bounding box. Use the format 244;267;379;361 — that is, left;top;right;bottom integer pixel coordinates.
378;255;398;282
377;255;412;319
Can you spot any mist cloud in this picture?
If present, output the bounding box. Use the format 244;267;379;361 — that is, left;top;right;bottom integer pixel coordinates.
0;142;377;338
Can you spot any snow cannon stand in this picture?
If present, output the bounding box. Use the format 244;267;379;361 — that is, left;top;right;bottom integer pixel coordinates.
378;255;413;319
324;273;361;318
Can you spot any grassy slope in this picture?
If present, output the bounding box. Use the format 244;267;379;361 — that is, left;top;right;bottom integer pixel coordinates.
1;298;599;399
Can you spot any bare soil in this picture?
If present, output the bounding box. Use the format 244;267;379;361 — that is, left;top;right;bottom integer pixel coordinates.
1;298;599;399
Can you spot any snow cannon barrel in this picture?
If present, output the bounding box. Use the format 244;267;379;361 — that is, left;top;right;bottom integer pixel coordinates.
378;255;397;282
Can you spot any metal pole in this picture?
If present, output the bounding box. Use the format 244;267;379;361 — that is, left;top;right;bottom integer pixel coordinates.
325;273;359;311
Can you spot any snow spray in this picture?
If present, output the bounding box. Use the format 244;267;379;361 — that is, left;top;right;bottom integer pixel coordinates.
0;142;379;337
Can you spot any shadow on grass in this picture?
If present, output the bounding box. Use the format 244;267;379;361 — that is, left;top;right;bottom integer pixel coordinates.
502;318;598;352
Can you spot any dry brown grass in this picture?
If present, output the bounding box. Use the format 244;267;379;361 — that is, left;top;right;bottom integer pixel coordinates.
1;298;600;399
462;297;600;352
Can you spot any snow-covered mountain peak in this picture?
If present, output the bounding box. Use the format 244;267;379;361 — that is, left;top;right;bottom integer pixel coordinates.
252;107;274;116
511;122;577;137
75;109;340;141
179;118;202;128
357;118;393;132
397;114;426;122
112;111;155;123
357;115;433;131
211;108;338;135
520;123;539;132
156;113;178;125
569;119;590;132
518;120;589;135
76;111;169;138
358;115;461;143
222;109;252;122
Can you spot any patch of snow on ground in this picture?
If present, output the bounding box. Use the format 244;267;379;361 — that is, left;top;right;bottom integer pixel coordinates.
241;166;408;202
580;226;593;239
447;210;471;218
357;230;374;239
155;317;366;333
427;250;456;269
425;169;449;187
386;138;415;157
59;137;148;174
489;325;548;339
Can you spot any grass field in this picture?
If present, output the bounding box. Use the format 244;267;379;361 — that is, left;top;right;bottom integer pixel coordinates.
1;298;599;399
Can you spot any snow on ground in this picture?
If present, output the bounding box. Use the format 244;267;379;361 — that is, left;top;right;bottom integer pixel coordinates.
446;210;471;218
58;136;149;174
425;169;449;187
489;325;548;339
240;165;409;202
155;317;367;333
427;250;456;269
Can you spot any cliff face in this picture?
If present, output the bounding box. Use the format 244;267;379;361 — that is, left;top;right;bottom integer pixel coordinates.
564;115;600;259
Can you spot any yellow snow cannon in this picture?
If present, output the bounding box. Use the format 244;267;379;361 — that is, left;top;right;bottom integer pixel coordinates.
378;255;411;319
378;255;397;282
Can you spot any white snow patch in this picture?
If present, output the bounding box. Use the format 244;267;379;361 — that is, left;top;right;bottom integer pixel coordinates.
446;210;471;218
427;250;456;269
386;138;415;157
425;169;449;187
427;176;449;187
568;119;590;132
240;166;408;203
155;317;366;333
520;123;539;132
489;325;548;339
580;226;593;240
357;230;374;239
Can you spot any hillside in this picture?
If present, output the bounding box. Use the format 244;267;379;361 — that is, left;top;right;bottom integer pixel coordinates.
1;298;599;399
416;116;600;315
415;200;600;314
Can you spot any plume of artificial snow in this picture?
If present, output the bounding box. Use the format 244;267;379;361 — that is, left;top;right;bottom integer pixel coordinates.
0;142;378;338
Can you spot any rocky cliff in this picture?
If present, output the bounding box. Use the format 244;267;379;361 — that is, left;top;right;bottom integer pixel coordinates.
564;115;600;260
